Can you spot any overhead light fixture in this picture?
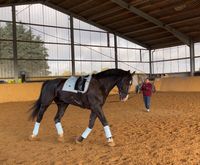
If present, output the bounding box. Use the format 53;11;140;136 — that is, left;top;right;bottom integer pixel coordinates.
174;4;186;11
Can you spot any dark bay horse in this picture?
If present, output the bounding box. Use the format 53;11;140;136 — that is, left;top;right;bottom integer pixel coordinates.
29;69;135;146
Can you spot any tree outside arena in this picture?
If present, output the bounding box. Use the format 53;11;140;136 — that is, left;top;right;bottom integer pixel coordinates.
0;23;51;77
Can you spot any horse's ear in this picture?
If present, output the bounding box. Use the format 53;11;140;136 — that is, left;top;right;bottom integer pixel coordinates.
131;71;135;76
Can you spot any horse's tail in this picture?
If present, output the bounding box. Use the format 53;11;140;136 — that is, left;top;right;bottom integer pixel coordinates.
29;81;49;121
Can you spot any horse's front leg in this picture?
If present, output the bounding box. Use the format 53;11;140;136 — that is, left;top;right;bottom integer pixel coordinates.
76;111;97;144
95;107;115;147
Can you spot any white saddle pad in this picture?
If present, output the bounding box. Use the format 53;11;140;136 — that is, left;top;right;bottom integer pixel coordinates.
62;75;92;93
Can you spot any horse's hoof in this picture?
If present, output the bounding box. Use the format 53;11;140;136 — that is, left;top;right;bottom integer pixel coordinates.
75;136;82;144
107;138;115;147
28;134;40;141
57;134;65;143
108;141;115;147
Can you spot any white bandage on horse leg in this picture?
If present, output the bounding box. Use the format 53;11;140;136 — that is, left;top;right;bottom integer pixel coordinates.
104;125;112;139
81;127;92;139
55;122;64;135
32;122;40;136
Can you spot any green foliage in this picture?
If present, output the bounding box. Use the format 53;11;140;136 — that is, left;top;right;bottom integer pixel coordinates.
0;23;51;76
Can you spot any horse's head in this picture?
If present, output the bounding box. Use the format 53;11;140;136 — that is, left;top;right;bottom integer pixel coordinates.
117;70;135;102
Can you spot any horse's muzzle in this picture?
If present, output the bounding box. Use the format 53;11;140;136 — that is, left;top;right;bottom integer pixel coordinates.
119;94;129;102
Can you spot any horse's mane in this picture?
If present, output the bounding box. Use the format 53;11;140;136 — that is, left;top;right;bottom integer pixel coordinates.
93;69;129;79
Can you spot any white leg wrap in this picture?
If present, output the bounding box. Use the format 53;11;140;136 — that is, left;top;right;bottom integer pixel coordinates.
104;125;112;138
55;122;64;135
32;122;40;136
81;127;92;139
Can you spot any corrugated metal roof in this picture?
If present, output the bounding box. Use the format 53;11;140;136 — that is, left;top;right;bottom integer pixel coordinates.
1;0;200;49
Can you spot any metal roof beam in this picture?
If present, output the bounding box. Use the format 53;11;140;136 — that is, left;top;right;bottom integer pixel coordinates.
96;10;129;23
0;0;43;7
145;36;175;44
111;0;191;46
66;0;94;11
44;1;149;49
57;0;68;6
169;16;200;27
134;31;169;41
106;16;138;26
88;6;122;20
124;16;200;35
152;41;182;49
124;26;159;35
118;21;151;31
79;1;111;15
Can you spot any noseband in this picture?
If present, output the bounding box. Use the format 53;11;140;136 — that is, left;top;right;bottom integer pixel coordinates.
117;80;130;95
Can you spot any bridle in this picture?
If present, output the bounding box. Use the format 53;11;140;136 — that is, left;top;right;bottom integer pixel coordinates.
117;78;131;96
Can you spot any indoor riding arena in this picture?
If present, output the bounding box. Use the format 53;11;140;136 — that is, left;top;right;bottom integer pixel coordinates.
0;0;200;165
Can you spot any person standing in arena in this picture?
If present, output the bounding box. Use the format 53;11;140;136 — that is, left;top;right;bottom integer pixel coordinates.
141;78;155;112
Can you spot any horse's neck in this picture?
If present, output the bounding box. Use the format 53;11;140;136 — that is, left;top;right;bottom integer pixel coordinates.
98;76;119;96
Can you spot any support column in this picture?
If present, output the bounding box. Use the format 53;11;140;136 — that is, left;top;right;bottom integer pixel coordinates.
107;32;110;47
139;49;142;62
189;41;195;76
12;5;18;82
114;34;118;69
70;15;75;75
149;49;152;77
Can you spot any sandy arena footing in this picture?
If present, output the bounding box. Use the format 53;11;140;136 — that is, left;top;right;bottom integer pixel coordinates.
0;92;200;165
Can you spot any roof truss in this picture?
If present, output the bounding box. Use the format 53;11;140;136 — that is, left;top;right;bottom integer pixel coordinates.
111;0;191;46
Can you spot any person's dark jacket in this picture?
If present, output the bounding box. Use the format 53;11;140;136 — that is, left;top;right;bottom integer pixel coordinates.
141;82;153;96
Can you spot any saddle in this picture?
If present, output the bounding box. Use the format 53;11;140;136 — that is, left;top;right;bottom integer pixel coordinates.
75;76;88;91
62;75;92;93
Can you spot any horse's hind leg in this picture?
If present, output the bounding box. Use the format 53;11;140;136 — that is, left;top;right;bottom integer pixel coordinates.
29;104;49;141
54;102;69;142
